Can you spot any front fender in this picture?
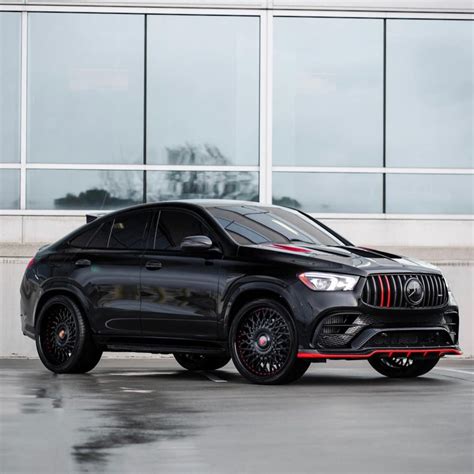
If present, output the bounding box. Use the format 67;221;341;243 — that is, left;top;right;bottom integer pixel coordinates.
220;276;303;337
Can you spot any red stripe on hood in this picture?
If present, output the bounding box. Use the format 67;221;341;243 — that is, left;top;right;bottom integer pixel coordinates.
268;243;313;254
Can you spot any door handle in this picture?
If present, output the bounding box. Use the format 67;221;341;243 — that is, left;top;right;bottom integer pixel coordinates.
145;260;162;270
75;259;91;267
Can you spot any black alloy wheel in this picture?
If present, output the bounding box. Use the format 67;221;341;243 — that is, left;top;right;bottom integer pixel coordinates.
36;295;102;374
42;302;77;365
369;355;440;378
174;352;230;371
230;299;310;384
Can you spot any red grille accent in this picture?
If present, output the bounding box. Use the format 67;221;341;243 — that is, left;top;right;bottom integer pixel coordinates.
377;275;385;307
384;275;391;308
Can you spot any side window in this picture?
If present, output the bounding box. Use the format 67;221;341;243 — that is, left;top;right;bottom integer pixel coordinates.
88;221;113;249
154;210;213;251
108;211;151;250
69;224;99;249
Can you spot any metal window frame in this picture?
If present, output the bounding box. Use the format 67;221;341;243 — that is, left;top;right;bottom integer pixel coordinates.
0;4;472;219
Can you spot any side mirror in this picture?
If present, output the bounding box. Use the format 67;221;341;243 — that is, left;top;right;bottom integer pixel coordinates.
180;235;213;252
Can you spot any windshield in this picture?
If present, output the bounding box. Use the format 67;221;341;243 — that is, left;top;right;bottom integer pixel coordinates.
208;205;344;246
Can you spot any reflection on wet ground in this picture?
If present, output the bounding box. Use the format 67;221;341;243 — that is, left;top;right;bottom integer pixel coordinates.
0;358;472;474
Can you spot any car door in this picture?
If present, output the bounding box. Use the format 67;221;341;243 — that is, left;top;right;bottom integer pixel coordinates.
140;208;222;341
70;210;153;336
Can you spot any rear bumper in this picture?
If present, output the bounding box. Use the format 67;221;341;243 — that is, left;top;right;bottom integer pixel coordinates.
297;347;462;360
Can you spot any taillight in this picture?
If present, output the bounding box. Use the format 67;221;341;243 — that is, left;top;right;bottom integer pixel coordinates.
26;257;35;270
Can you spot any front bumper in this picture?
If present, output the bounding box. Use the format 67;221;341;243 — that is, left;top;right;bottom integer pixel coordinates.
289;273;461;356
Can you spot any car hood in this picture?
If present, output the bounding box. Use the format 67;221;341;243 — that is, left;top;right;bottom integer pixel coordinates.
238;243;440;276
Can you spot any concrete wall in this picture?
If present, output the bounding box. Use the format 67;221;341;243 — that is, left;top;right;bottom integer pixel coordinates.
0;215;472;357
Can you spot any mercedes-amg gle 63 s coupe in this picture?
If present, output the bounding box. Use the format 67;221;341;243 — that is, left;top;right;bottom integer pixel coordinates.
20;201;461;384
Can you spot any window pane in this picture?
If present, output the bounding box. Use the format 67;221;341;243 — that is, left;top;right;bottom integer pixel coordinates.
146;171;258;202
386;174;474;214
0;13;21;163
28;13;144;164
272;172;383;213
386;20;473;168
0;170;20;209
26;170;143;210
156;210;213;250
273;18;383;167
208;205;342;245
88;221;112;249
69;225;99;248
147;15;259;166
109;211;152;250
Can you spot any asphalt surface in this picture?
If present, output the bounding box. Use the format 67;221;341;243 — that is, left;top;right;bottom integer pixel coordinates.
0;358;472;474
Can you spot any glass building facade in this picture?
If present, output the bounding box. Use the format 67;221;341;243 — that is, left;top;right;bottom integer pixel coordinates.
0;9;472;215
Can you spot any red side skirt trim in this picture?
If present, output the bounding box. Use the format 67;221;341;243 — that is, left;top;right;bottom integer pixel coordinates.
297;348;462;360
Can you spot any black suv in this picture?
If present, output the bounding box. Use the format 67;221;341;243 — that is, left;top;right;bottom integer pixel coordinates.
20;201;461;384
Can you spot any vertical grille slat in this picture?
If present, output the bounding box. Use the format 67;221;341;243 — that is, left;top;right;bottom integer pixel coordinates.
443;276;448;303
431;275;437;306
372;276;378;307
389;275;396;308
362;273;448;309
438;275;444;306
396;274;403;307
402;274;409;308
365;277;372;305
430;275;437;307
436;275;444;306
420;274;429;306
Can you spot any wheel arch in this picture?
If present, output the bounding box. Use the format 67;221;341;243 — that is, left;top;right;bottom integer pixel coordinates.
34;286;91;331
222;281;297;337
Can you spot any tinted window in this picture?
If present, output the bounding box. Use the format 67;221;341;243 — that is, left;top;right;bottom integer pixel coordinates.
272;172;383;213
0;13;21;163
386;20;473;168
0;169;20;209
208;205;342;246
69;225;99;248
28;13;144;164
146;171;258;202
154;210;213;250
273;17;383;167
88;221;112;249
26;169;143;210
386;174;474;215
108;212;152;250
147;15;259;166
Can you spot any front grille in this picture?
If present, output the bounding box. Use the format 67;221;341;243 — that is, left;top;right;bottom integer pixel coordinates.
362;273;448;308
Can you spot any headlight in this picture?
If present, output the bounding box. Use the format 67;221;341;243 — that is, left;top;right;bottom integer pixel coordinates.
298;272;359;291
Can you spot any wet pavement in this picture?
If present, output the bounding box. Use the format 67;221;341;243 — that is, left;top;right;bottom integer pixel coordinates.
0;357;472;474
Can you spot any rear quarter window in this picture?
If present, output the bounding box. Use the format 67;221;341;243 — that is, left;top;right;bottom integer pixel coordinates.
68;225;99;248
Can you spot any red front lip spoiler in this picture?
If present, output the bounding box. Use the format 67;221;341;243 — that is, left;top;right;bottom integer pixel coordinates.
297;348;462;360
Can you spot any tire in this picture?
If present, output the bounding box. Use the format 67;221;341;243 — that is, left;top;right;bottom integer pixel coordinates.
229;298;306;385
285;359;312;383
36;295;102;374
369;355;440;378
174;353;230;371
